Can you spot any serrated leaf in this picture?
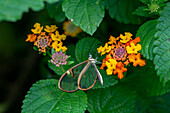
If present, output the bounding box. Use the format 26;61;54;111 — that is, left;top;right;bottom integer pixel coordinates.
0;0;59;22
62;0;105;35
106;0;143;24
124;60;170;97
135;93;170;113
87;84;136;113
22;79;87;113
46;0;66;22
153;2;170;84
75;37;101;62
136;19;157;60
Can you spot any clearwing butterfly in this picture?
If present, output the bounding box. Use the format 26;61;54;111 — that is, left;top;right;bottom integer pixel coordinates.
58;54;103;92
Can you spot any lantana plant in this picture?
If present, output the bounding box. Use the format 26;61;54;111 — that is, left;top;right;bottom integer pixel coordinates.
97;32;146;79
26;23;69;67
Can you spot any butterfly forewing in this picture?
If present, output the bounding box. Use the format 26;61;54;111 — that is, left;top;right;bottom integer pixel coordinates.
58;61;88;92
78;62;97;90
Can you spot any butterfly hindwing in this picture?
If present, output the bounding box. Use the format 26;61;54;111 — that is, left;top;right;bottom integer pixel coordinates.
78;61;98;90
58;60;88;92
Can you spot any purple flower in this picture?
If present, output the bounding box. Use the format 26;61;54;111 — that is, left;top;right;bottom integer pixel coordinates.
51;52;68;67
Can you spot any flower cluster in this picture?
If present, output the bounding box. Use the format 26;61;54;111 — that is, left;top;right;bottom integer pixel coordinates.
63;20;82;37
51;52;68;67
26;23;68;67
26;23;67;53
97;32;146;79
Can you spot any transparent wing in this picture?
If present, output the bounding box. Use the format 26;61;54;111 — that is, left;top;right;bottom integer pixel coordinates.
78;62;98;90
58;60;88;92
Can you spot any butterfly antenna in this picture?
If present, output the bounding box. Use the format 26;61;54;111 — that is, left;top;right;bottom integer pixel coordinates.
96;61;102;64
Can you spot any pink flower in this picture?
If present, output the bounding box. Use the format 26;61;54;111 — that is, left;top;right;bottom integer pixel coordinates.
51;52;68;67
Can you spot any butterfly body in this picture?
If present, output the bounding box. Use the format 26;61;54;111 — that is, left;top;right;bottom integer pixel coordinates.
58;54;103;92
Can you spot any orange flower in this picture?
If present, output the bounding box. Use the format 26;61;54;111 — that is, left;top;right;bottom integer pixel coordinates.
126;37;140;46
113;62;127;79
128;53;146;67
98;32;145;79
26;34;37;42
108;36;119;44
34;35;51;53
63;20;82;37
124;60;130;66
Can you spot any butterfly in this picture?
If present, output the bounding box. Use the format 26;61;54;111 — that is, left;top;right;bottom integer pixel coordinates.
58;54;103;92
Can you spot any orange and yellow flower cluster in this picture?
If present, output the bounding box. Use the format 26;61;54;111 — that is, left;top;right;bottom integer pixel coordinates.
97;32;145;79
26;23;67;53
63;20;82;37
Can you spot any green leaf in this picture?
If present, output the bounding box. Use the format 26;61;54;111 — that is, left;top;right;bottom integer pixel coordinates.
135;93;170;113
62;0;105;35
139;0;150;4
22;79;87;113
46;0;66;22
124;60;170;97
0;0;59;22
136;19;157;60
75;37;101;62
66;44;76;58
87;84;136;113
153;2;170;85
133;6;152;17
106;0;143;24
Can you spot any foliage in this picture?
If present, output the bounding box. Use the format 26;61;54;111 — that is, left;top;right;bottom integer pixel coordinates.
21;79;87;113
153;2;170;85
0;0;169;112
0;0;59;22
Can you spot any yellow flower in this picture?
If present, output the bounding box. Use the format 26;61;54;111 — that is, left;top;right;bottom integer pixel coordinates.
97;43;111;56
108;36;119;44
63;20;82;37
59;34;66;40
126;43;141;54
31;23;43;34
61;46;67;52
44;25;58;33
51;31;61;41
105;59;117;75
120;32;132;43
97;46;103;53
52;41;63;52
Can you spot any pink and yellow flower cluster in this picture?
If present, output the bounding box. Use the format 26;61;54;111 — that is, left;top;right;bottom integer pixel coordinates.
26;23;67;53
26;23;68;67
97;32;146;79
